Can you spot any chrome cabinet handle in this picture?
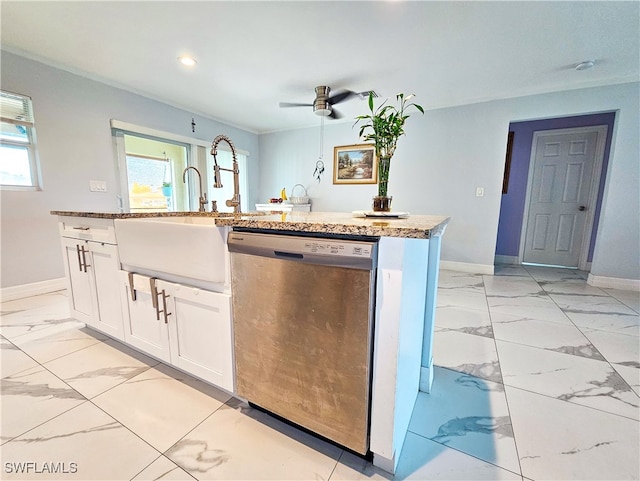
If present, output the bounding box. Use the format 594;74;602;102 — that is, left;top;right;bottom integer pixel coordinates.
148;278;171;323
127;272;137;301
76;244;90;272
76;244;83;272
72;226;90;231
160;291;171;324
149;278;160;320
80;245;90;272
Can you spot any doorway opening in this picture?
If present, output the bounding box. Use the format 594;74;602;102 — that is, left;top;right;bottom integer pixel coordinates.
495;112;616;271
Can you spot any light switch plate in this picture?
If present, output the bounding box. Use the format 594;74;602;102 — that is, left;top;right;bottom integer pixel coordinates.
475;187;484;197
89;180;107;192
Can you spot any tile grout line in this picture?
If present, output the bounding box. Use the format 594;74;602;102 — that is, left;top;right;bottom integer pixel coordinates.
536;270;640;399
481;271;525;479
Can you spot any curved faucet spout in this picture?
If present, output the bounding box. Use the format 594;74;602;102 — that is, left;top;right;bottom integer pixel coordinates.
182;166;207;212
210;134;241;213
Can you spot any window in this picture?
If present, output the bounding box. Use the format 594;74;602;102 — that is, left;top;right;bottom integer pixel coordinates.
122;134;189;213
0;90;39;188
112;120;250;213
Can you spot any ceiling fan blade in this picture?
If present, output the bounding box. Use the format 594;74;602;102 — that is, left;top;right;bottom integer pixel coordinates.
279;102;313;108
327;90;357;105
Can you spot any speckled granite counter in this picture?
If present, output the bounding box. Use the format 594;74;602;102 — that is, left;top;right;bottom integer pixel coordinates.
216;212;450;239
50;210;264;219
52;211;450;239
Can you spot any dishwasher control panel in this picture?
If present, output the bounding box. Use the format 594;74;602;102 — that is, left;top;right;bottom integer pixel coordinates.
303;240;373;257
228;231;377;270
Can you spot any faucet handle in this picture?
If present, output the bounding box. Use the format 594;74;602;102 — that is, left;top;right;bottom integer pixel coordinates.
198;193;208;212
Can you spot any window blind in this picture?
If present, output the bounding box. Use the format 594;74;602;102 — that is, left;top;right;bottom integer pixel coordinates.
0;91;34;127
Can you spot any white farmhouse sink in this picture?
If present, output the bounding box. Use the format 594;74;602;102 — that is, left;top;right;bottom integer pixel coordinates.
114;216;228;283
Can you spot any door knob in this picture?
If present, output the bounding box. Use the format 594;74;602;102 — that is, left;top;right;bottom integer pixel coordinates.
579;205;586;211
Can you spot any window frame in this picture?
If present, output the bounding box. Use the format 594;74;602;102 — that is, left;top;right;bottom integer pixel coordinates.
0;90;41;191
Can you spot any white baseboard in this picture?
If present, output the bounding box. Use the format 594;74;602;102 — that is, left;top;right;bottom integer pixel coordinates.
494;255;519;265
0;278;66;302
587;274;640;291
440;260;494;275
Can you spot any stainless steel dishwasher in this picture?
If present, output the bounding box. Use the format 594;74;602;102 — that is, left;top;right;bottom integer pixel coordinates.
227;230;377;455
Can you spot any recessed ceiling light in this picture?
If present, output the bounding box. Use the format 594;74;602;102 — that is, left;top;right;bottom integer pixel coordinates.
178;56;197;67
575;60;595;71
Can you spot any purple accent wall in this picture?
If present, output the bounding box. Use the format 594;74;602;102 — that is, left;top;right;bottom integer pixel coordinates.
495;112;616;262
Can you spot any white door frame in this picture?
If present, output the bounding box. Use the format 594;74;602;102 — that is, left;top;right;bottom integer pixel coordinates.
518;125;608;270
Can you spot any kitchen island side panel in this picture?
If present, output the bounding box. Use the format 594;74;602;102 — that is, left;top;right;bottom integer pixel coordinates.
370;237;429;473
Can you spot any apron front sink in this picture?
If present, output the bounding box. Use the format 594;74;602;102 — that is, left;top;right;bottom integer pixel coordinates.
114;216;227;283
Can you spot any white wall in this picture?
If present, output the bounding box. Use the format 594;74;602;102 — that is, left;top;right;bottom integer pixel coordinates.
260;82;640;280
1;51;260;288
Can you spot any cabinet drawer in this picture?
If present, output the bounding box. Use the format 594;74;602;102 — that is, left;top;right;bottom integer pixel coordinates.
59;216;117;244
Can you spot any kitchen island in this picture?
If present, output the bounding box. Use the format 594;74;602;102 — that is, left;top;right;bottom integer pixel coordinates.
52;210;449;473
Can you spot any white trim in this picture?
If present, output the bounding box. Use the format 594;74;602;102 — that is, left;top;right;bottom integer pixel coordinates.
110;120;250;155
494;255;519;265
588;274;640;291
373;453;396;475
419;364;434;393
0;278;66;302
519;126;607;270
439;260;494;275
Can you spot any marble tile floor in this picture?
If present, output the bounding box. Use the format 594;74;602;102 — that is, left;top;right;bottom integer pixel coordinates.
1;265;638;480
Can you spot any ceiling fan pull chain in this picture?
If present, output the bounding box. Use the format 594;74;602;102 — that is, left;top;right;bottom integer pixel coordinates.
313;116;325;182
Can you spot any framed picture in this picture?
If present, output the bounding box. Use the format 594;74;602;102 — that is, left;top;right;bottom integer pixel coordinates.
333;144;378;184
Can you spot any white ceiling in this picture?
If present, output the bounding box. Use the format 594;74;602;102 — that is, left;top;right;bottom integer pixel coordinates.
2;1;638;134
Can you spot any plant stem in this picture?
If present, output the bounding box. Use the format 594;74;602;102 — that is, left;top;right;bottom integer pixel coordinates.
378;156;391;197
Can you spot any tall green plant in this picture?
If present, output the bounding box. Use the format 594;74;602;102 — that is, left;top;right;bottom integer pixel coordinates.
354;92;424;159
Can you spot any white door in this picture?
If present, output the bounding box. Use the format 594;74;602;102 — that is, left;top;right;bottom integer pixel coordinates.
90;243;124;339
120;272;171;362
522;126;606;268
162;281;233;392
61;237;93;324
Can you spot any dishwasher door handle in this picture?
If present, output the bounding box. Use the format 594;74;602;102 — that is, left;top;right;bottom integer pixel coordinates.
274;250;304;260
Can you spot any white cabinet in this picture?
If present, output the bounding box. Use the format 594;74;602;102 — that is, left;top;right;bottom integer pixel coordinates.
120;272;171;362
59;218;124;339
120;271;234;392
61;237;93;321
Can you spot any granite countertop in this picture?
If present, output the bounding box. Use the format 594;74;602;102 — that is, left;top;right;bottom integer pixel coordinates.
50;210;264;219
216;212;450;239
52;211;450;239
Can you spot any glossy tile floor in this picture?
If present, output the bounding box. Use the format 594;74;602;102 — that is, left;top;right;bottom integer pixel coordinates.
1;265;638;480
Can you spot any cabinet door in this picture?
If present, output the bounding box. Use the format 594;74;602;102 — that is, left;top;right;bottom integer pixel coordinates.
60;237;93;324
162;281;233;392
89;242;124;339
120;272;170;362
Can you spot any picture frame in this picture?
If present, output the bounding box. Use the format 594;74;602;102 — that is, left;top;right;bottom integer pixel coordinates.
333;144;378;184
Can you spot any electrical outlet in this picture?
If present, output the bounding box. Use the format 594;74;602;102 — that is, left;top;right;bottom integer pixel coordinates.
89;180;107;192
475;187;484;197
